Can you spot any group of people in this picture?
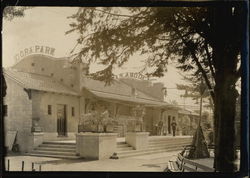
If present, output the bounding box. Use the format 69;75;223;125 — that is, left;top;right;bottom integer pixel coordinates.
156;119;177;136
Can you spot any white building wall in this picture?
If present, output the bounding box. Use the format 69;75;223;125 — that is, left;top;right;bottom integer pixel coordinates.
4;77;32;152
31;90;80;141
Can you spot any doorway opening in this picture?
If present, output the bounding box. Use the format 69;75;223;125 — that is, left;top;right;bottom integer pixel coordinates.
57;104;67;136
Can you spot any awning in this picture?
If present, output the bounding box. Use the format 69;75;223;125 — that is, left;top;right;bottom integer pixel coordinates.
88;89;171;107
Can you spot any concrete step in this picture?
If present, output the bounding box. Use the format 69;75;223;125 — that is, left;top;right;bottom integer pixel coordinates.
148;141;191;147
30;150;77;156
42;141;76;145
30;141;78;159
148;143;191;148
39;144;76;148
29;153;80;159
34;147;76;152
117;147;183;158
148;138;192;143
117;147;134;151
30;150;76;156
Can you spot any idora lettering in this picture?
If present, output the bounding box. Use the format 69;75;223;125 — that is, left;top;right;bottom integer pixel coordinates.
14;45;56;63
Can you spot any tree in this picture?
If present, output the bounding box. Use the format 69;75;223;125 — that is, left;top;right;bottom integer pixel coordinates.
67;4;245;172
177;76;211;159
176;75;213;110
3;6;31;21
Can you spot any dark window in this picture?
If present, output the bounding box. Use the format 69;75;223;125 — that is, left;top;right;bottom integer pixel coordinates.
50;73;54;76
60;78;63;82
31;63;35;66
72;107;75;117
3;105;7;116
41;68;44;71
48;105;52;115
71;84;74;87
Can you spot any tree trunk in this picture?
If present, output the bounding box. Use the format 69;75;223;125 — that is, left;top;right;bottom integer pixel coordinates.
211;4;243;172
214;74;238;172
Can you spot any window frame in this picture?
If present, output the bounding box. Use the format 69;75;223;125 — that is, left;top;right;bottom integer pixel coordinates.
48;105;52;115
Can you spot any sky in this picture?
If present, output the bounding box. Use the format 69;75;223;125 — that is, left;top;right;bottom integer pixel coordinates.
2;7;202;110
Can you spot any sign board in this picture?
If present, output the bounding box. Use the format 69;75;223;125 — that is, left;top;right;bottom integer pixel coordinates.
5;131;17;151
115;72;148;80
14;45;56;63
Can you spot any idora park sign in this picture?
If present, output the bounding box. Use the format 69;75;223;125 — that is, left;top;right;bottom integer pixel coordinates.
115;72;148;80
14;46;56;63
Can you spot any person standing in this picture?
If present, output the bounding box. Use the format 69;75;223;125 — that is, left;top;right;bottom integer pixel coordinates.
171;119;177;137
158;119;163;135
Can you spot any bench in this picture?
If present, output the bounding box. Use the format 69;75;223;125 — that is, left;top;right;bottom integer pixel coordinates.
166;144;195;172
167;153;184;172
207;144;240;158
167;153;215;172
180;145;195;157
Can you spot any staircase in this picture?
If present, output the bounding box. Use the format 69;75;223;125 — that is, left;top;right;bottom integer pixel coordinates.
29;136;192;159
29;141;80;159
116;137;192;159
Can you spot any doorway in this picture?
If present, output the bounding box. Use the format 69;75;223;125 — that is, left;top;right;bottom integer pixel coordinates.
57;104;67;136
168;116;171;134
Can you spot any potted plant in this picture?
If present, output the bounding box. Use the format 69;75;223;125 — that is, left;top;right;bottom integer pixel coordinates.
125;105;149;150
76;102;118;160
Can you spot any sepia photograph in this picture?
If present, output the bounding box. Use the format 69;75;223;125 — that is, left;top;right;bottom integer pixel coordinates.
1;2;248;175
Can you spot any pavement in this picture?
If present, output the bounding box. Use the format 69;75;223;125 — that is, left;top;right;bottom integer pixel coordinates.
4;150;240;172
4;151;179;172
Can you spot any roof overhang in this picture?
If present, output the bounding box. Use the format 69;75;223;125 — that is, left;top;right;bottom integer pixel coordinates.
85;88;171;108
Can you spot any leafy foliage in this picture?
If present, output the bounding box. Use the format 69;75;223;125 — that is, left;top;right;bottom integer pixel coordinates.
3;6;32;21
176;75;211;103
67;6;242;102
66;7;222;89
67;6;244;171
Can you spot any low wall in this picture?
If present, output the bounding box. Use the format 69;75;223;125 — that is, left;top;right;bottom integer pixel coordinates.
76;133;117;160
27;132;44;152
125;132;149;150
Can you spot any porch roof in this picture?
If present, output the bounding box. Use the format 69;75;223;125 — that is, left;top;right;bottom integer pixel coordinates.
88;89;171;107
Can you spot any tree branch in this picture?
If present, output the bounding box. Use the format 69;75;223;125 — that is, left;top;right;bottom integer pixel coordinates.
205;41;216;79
93;8;147;19
173;21;215;101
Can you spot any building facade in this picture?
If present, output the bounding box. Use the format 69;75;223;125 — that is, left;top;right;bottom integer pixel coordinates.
3;54;198;152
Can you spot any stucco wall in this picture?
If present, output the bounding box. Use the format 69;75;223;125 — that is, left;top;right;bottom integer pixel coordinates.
12;54;82;92
31;90;80;140
4;77;32;152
